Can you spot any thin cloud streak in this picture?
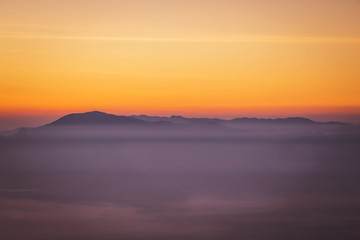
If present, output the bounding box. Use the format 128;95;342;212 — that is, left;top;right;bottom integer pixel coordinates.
1;34;360;44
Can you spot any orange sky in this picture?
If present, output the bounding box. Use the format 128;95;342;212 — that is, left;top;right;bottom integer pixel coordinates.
1;0;360;128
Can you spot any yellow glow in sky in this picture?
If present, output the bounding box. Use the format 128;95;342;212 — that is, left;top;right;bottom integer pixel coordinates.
1;0;360;121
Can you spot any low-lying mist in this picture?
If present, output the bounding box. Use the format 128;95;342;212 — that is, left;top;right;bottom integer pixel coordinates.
1;114;359;240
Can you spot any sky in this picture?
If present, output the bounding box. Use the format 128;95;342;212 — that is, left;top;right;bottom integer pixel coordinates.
1;0;360;130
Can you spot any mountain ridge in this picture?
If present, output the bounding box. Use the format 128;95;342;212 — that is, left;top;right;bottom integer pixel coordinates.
44;111;147;127
0;111;348;137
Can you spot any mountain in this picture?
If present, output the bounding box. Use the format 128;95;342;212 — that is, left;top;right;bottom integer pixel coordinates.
132;115;346;126
231;117;346;125
231;117;315;125
132;114;223;125
0;111;349;138
46;112;345;127
44;111;146;127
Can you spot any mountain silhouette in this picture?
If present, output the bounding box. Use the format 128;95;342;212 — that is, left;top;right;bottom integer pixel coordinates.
231;117;346;125
132;114;345;126
44;111;147;127
132;114;222;125
25;111;351;129
0;111;348;138
231;117;315;124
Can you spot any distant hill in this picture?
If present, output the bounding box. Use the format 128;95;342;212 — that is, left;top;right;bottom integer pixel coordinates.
44;111;147;127
0;111;348;138
230;117;345;125
132;115;345;126
132;114;222;125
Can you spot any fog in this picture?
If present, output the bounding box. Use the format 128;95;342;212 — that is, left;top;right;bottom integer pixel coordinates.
1;124;360;240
